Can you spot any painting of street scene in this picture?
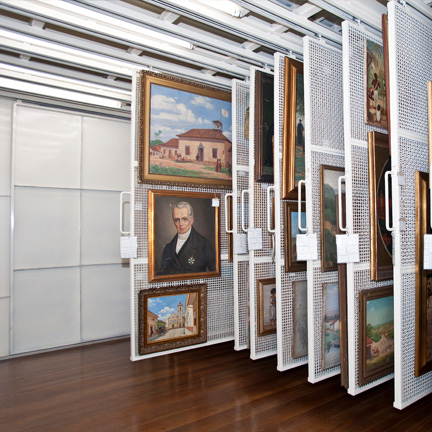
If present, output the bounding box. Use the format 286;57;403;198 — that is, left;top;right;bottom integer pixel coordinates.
148;83;232;181
146;293;198;344
365;293;394;373
322;282;340;369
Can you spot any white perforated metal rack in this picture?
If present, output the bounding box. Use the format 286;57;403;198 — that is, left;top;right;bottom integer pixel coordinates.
232;79;250;351
341;21;395;396
273;53;308;371
247;66;277;360
304;37;344;383
388;1;432;409
130;70;234;361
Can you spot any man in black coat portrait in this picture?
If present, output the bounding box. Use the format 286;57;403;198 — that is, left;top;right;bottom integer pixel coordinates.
157;201;216;275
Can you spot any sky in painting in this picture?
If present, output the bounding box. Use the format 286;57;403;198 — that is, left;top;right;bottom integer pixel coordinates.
148;294;187;323
324;283;339;316
150;83;232;144
367;295;393;326
291;211;306;234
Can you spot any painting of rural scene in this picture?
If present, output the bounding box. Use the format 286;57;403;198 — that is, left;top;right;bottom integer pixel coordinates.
292;280;308;359
365;294;394;372
365;38;388;128
322;282;340;369
146;293;199;343
148;83;232;181
320;165;345;272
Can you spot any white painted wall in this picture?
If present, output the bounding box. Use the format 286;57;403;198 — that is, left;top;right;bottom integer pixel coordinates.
0;99;131;357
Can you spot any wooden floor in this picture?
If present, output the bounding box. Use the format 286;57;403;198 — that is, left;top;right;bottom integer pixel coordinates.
1;340;432;432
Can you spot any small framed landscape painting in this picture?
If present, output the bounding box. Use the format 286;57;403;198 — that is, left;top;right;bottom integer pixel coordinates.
322;282;341;370
257;278;277;337
282;57;305;200
368;131;393;281
415;171;432;377
320;165;345;272
138;283;207;355
284;201;306;273
148;189;220;283
365;38;388;128
358;286;394;386
138;71;232;189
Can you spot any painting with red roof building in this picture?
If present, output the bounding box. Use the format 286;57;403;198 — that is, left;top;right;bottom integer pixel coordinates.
139;71;232;188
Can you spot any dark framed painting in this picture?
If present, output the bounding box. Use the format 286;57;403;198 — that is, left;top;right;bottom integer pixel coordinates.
368;131;393;281
320;165;345;272
322;282;340;370
138;283;207;355
365;38;388;128
358;285;394;386
254;70;274;183
148;189;220;283
382;14;391;151
292;280;308;359
415;171;432;377
138;71;232;189
284;201;306;273
338;264;349;389
257;278;276;336
282;57;305;200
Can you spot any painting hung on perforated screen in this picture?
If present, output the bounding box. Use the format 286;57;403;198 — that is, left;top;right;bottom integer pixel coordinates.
138;284;207;355
138;71;232;189
322;282;340;370
365;38;388;128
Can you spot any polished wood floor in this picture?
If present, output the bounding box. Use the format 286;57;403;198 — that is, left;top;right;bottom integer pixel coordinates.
1;339;432;432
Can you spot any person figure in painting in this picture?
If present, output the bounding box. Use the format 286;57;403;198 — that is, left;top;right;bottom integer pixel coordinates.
371;73;381;111
296;119;304;151
269;287;276;326
376;104;382;123
158;201;216;275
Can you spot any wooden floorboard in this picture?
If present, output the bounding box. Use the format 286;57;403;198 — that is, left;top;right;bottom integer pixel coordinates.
1;339;432;431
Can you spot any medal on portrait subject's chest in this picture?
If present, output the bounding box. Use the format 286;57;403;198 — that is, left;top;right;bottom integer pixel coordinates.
188;256;195;265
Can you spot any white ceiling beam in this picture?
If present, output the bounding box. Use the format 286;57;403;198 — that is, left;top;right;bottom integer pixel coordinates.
405;0;432;21
295;3;322;19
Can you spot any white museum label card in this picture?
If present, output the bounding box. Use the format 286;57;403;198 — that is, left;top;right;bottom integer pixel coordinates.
247;228;262;250
296;233;318;261
212;198;220;207
120;236;137;258
424;234;432;270
336;234;359;263
233;233;247;254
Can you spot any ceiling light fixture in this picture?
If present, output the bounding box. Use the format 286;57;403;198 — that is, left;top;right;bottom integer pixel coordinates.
194;0;249;18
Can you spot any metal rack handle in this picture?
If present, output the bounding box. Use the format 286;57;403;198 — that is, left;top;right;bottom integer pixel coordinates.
267;186;276;233
120;191;131;235
338;175;348;233
241;189;250;232
384;170;395;232
224;192;234;234
297;179;307;232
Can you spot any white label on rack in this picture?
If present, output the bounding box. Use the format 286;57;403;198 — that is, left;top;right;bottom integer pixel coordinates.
336;234;359;263
247;228;262;250
296;233;318;260
212;198;220;207
424;234;432;270
234;233;247;254
120;236;137;258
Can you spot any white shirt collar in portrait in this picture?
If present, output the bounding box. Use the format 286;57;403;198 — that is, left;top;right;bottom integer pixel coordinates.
176;228;192;254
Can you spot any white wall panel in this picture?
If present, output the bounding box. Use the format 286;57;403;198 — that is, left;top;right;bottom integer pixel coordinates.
0;197;10;297
81;264;130;341
12;267;80;354
81;190;129;265
13;187;80;269
14;106;81;189
0;298;9;356
81;117;131;191
0;99;12;196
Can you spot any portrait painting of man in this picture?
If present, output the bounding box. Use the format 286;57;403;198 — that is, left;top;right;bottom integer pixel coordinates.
148;190;220;282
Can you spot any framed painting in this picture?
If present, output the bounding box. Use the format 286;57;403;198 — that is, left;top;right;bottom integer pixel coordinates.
148;189;220;283
338;264;349;389
358;285;394;386
320;165;345;272
254;70;274;183
292;280;308;359
365;38;388;128
415;171;432;377
282;57;305;200
382;14;391;150
138;283;207;355
138;71;232;189
368;131;393;281
284;201;306;273
257;278;276;336
322;282;340;370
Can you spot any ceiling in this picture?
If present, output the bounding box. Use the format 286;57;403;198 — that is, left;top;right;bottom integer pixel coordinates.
0;0;430;113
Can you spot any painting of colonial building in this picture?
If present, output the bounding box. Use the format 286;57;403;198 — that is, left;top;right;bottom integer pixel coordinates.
147;310;158;337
